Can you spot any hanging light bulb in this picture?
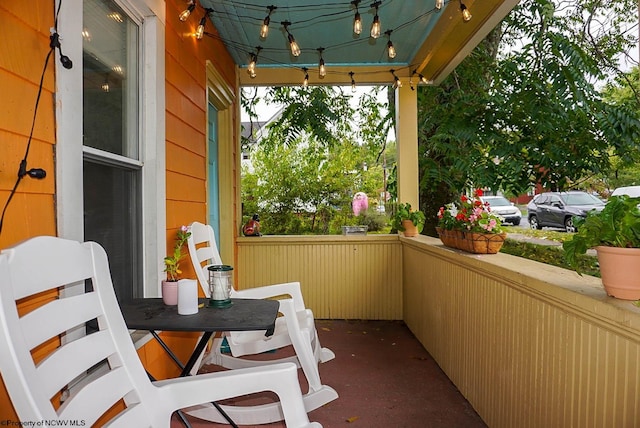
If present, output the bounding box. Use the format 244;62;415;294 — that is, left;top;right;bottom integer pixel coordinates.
385;30;396;59
179;0;196;22
387;40;396;58
302;67;309;88
247;47;261;79
460;2;472;21
195;9;212;39
435;0;444;10
260;6;276;39
317;48;326;79
351;0;362;35
419;74;429;84
247;55;257;77
283;22;301;57
370;1;382;38
390;69;402;89
101;74;110;93
349;71;356;92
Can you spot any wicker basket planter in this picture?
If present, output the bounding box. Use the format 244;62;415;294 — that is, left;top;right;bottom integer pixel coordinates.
436;228;506;254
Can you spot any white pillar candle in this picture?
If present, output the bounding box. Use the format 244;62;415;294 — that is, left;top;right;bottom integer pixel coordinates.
177;279;198;315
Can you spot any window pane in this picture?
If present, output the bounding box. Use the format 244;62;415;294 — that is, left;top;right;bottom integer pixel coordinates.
83;0;142;302
83;0;139;158
83;160;142;302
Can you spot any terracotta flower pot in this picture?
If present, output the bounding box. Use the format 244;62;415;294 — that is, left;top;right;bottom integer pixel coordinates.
162;280;179;305
401;220;419;237
595;246;640;300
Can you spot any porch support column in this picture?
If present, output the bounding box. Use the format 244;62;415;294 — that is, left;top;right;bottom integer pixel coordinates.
395;84;419;209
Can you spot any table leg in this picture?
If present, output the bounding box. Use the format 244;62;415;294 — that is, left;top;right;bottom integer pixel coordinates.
180;332;213;377
149;330;239;428
150;330;185;371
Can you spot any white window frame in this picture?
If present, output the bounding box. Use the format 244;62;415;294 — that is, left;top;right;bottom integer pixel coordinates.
55;0;166;300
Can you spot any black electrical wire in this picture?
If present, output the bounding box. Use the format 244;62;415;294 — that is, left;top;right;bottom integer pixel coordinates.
0;0;62;237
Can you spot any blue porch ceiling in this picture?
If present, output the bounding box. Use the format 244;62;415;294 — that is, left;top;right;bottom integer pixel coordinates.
195;0;519;85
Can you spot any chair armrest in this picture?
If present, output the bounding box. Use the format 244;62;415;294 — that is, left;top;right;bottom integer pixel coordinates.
153;363;311;424
233;281;306;312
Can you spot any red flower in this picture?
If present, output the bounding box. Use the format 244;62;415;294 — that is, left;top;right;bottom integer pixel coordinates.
475;189;484;197
460;195;468;202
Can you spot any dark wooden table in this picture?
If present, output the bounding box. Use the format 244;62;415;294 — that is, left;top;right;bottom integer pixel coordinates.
120;297;280;428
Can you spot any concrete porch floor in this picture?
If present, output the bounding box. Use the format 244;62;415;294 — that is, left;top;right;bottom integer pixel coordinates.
171;319;487;428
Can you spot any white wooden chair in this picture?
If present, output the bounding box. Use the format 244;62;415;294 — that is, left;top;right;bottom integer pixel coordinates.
0;236;321;428
185;221;337;423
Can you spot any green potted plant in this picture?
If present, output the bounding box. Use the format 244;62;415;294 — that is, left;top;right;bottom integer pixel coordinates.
391;202;425;237
162;225;191;305
563;194;640;300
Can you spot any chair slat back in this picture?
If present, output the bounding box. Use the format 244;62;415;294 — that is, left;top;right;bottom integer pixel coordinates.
0;237;155;425
187;222;223;297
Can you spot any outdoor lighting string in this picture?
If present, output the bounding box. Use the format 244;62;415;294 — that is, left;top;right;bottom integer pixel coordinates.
179;0;463;84
0;0;71;237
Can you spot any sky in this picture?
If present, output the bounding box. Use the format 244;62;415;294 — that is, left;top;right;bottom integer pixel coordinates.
240;86;388;123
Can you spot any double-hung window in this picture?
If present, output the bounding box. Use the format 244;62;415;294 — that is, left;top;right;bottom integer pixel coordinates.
57;0;165;303
83;0;142;301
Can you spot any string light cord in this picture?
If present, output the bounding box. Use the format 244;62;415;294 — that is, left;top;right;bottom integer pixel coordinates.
204;30;418;80
201;2;442;67
0;1;62;237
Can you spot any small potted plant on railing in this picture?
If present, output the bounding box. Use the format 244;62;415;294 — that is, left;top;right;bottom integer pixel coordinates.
436;189;506;254
562;194;640;300
391;202;425;237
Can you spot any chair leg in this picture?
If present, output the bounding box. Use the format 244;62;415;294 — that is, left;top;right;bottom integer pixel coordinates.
312;329;335;363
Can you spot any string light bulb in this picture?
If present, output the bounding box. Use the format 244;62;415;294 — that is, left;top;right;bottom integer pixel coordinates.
370;1;382;39
283;21;301;57
101;74;110;93
435;0;444;10
302;67;309;88
195;9;212;40
419;74;428;84
390;69;402;89
460;2;472;21
179;0;196;22
385;30;396;59
351;0;362;35
317;48;326;79
260;6;276;39
349;71;356;92
247;47;261;78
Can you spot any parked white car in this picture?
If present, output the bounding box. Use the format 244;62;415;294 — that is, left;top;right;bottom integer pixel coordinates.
611;186;640;198
480;196;522;225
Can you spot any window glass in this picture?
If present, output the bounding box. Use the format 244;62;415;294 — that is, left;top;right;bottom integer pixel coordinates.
83;0;139;158
83;0;142;301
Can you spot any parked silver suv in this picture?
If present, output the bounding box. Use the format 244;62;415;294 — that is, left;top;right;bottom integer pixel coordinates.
526;191;605;232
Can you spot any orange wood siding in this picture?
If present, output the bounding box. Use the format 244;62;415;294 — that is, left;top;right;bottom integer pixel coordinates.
155;0;238;380
0;3;56;250
164;0;239;283
0;2;57;421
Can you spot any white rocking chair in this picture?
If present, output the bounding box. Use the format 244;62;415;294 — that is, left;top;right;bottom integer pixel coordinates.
185;221;337;424
0;236;321;428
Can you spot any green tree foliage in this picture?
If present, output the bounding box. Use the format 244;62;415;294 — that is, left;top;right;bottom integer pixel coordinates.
600;67;640;189
418;0;640;235
241;87;392;234
486;0;640;192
